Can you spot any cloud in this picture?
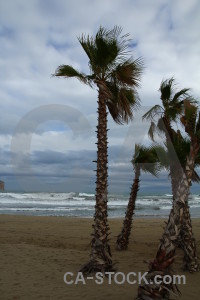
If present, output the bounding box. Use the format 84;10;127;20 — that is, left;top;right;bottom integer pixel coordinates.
0;0;200;192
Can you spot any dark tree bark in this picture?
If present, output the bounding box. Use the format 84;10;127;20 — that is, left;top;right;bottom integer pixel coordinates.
80;87;113;274
179;202;199;272
116;167;140;250
163;117;199;272
136;142;200;300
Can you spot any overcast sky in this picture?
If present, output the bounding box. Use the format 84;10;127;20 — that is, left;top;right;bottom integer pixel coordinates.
0;0;200;193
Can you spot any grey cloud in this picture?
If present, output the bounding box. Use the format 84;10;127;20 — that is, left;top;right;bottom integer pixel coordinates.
0;145;199;193
0;0;200;192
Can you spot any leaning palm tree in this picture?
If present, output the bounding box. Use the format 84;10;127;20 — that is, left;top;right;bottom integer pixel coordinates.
136;101;200;299
143;78;192;198
53;26;143;274
143;78;199;272
116;144;162;250
162;129;200;271
178;102;200;272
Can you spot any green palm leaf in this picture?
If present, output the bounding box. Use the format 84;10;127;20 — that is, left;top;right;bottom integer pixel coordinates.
181;100;198;135
148;121;157;141
142;105;163;121
172;88;190;104
53;25;143;126
168;129;200;183
160;77;175;105
78;26;133;75
132;144;163;177
106;82;140;124
53;65;92;86
144;78;196;146
111;57;144;88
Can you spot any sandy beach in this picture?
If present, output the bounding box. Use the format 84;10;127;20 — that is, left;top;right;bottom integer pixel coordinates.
0;215;200;300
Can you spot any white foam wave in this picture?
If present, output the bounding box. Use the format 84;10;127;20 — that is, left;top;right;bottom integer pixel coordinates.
0;192;199;217
79;193;95;197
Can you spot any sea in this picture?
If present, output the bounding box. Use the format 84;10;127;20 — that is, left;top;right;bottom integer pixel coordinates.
0;192;200;218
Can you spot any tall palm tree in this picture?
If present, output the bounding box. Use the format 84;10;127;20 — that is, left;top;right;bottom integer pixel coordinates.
136;101;200;299
116;144;162;250
53;26;143;274
143;78;199;272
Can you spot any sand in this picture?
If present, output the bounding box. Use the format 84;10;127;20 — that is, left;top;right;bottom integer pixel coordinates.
0;215;200;300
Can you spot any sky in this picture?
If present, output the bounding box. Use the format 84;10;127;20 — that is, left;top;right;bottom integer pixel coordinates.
0;0;200;193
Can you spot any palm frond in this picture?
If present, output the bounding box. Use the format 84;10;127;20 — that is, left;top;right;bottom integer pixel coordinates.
111;57;144;88
157;117;166;133
180;100;198;136
140;163;161;177
142;105;163;121
78;34;96;65
106;82;140;124
168;95;197;122
106;25;131;62
131;144;163;177
165;106;181;122
53;65;92;86
160;77;175;105
167;129;200;183
196;112;200;142
78;25;143;80
168;130;190;167
148;121;157;141
95;26;120;67
153;145;170;170
171;88;190;104
54;26;143;126
78;26;132;74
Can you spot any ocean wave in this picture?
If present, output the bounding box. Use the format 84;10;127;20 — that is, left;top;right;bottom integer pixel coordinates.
72;197;86;201
0;192;199;218
79;193;95;197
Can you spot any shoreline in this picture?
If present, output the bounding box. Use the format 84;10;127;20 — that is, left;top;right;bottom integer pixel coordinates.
1;213;200;219
0;215;200;299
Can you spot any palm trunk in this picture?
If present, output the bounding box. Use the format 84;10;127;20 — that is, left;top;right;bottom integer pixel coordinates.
163;117;199;272
80;87;113;274
136;142;199;300
170;165;199;271
178;197;199;272
116;167;140;250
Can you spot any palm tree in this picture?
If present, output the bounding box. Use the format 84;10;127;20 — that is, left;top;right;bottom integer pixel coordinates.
143;78;192;197
116;144;162;250
143;78;199;272
162;129;200;271
178;101;200;272
53;26;143;274
136;101;200;299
